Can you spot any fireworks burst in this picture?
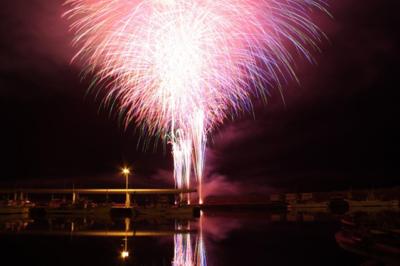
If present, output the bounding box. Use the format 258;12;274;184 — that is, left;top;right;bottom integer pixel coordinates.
64;0;329;203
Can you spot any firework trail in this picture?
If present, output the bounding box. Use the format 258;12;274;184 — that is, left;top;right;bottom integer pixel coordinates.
64;0;329;203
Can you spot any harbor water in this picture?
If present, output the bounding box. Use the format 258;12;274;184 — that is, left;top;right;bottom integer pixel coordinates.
1;209;399;266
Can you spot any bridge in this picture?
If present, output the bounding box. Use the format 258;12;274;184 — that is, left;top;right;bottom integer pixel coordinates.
0;188;197;206
0;188;196;195
1;229;195;237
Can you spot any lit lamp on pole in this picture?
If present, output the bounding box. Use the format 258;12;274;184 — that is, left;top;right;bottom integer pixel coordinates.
122;167;131;208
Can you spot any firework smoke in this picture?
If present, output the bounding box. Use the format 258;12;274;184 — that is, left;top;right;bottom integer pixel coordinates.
64;0;329;203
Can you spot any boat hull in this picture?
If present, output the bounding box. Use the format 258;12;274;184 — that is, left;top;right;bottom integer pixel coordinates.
0;206;29;215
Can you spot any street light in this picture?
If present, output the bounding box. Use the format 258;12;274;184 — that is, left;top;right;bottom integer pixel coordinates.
121;167;131;208
122;167;130;176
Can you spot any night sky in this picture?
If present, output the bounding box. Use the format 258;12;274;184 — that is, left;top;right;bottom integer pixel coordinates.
0;1;397;194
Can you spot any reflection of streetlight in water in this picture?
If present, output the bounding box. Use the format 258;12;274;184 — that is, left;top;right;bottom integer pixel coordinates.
120;217;131;260
173;211;207;266
115;215;207;264
121;237;129;259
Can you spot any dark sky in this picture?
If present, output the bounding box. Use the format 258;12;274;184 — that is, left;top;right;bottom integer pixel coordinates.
0;0;397;193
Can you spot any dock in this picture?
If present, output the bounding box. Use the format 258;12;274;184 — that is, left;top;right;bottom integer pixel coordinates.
0;187;199;217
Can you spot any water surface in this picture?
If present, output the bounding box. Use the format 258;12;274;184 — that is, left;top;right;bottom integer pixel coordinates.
1;210;399;266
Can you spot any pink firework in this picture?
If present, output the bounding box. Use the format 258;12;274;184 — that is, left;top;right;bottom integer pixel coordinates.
64;0;329;203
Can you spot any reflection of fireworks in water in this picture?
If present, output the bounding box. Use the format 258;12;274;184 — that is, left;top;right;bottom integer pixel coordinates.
195;213;207;266
173;213;206;266
173;227;193;266
64;0;329;203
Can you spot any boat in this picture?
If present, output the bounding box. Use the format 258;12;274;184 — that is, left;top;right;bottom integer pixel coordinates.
0;200;33;215
287;193;329;211
288;202;329;209
346;199;399;208
335;212;400;264
44;199;111;216
0;205;29;215
345;191;399;209
136;204;199;218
